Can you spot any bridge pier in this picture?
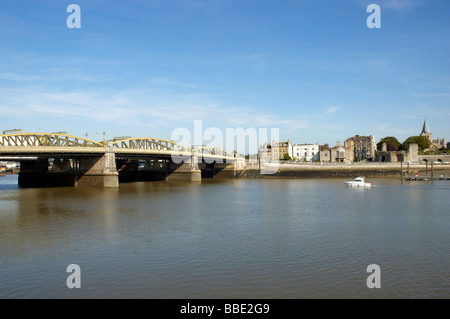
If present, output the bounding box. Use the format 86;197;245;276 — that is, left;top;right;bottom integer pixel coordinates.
75;149;119;188
166;155;202;182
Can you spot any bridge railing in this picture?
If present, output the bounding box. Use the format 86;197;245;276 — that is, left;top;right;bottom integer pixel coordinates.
192;147;234;158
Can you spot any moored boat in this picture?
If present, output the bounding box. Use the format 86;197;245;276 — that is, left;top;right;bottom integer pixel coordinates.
345;176;372;187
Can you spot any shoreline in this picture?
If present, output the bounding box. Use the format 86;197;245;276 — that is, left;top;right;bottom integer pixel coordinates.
239;163;450;179
2;163;449;180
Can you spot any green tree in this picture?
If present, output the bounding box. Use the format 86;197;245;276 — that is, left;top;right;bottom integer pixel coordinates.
377;136;400;151
283;153;292;161
401;136;431;151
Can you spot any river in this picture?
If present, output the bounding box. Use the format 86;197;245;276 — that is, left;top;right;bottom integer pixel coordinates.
0;174;448;298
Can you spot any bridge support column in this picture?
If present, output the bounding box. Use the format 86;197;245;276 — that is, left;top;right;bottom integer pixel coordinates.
166;155;202;182
76;148;119;188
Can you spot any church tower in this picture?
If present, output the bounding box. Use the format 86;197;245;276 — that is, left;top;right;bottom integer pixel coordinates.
420;119;432;143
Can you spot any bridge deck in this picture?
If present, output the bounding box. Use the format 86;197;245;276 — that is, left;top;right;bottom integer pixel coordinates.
0;147;236;163
0;133;237;162
0;146;107;157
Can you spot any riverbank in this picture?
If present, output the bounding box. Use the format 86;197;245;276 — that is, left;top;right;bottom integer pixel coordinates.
239;162;450;179
3;163;449;180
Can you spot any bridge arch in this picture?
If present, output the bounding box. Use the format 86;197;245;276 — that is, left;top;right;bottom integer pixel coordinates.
0;132;104;147
108;137;189;152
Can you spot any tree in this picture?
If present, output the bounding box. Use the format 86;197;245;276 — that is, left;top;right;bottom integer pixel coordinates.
283;153;292;161
377;136;400;152
402;136;431;151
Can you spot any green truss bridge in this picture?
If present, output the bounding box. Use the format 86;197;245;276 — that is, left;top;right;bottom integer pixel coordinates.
0;130;245;188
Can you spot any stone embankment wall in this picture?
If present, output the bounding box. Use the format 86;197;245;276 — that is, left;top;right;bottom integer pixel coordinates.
239;162;450;178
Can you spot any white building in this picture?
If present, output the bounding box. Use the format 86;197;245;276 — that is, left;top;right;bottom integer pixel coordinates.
292;144;319;162
258;142;273;162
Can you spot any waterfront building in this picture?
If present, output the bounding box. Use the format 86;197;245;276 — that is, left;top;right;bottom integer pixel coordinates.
277;140;293;159
292;144;319;162
319;142;353;163
331;142;354;163
345;135;377;161
376;143;418;163
433;138;446;150
258;140;293;161
258;142;273;162
319;144;331;162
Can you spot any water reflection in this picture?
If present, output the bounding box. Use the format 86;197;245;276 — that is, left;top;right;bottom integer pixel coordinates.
0;175;449;298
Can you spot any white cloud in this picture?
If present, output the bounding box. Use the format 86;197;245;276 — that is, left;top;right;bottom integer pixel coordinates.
0;86;294;132
326;106;340;114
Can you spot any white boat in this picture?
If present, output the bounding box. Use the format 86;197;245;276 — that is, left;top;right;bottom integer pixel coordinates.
345;176;372;187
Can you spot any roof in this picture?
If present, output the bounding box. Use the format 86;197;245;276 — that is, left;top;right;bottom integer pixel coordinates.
345;135;374;142
421;119;431;134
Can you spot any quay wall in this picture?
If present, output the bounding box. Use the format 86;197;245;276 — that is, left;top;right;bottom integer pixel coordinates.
239;163;450;179
5;163;450;181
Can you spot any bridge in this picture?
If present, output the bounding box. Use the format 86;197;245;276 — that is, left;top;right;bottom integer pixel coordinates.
0;131;244;188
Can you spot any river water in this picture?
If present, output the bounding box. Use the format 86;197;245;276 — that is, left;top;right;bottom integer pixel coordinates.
0;174;448;298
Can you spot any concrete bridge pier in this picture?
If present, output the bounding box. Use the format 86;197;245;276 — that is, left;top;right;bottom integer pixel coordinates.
233;153;246;174
166;154;202;182
75;149;119;188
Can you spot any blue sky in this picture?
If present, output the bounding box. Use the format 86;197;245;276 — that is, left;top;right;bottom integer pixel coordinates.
0;0;449;147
